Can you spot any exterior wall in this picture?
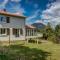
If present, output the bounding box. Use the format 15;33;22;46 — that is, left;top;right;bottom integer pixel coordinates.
9;28;25;41
0;35;9;41
0;15;25;41
0;17;25;28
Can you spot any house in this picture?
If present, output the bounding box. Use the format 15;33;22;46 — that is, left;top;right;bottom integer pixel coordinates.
25;25;37;38
0;10;26;41
25;25;43;43
25;25;43;38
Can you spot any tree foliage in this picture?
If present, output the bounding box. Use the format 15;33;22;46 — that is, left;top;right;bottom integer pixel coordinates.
54;24;60;43
42;23;60;44
43;23;54;40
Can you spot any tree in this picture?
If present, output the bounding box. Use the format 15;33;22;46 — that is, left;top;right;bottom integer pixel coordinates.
54;24;60;43
43;22;54;40
41;22;60;44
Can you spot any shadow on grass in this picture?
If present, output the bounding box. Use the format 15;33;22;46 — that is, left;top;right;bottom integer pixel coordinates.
0;44;51;60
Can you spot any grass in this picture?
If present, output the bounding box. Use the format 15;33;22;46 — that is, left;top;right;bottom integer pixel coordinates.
0;40;60;60
25;40;60;60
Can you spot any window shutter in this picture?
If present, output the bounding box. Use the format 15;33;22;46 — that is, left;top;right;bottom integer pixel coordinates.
6;17;10;23
1;17;3;22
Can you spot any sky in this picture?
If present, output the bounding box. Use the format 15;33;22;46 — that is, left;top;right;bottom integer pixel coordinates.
0;0;60;26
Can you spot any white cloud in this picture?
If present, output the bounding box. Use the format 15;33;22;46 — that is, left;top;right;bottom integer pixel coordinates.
0;0;25;16
0;0;8;9
41;0;60;26
11;0;21;2
26;10;40;20
26;9;40;24
26;14;36;21
14;8;25;16
35;20;47;25
3;0;8;5
12;4;25;16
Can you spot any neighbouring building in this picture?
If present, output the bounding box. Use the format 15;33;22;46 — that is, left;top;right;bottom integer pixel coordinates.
25;25;43;42
25;25;37;39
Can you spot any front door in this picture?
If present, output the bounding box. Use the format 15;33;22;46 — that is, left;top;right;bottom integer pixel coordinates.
13;28;19;37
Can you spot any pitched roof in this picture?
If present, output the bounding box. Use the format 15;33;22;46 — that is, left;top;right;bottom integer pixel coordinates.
25;25;36;29
0;10;26;18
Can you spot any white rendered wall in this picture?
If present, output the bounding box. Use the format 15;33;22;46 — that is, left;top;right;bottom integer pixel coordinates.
0;15;26;41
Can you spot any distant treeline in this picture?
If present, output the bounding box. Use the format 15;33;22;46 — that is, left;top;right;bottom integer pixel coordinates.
38;23;60;44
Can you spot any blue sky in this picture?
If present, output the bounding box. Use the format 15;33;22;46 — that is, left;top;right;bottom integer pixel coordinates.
0;0;60;26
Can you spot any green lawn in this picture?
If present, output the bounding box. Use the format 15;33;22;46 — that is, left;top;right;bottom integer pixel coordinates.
25;40;60;60
0;40;60;60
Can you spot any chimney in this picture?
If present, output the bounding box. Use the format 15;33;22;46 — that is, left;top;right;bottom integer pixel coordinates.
0;9;7;13
3;9;6;12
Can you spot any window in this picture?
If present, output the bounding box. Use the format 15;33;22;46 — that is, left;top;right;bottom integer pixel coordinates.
27;29;29;36
1;29;5;34
0;16;10;23
20;29;23;35
32;29;33;36
6;17;10;23
13;28;19;37
13;28;23;37
7;28;10;35
0;28;7;35
0;16;6;23
1;17;3;22
26;29;27;36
